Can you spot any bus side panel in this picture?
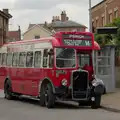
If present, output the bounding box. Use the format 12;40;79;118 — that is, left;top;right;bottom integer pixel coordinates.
24;68;57;96
10;68;26;94
23;68;39;96
0;67;7;90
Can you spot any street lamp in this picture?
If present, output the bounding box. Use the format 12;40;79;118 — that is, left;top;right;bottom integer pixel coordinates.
89;0;92;32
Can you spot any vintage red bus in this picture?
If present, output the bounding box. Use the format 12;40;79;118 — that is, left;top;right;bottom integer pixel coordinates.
0;31;105;108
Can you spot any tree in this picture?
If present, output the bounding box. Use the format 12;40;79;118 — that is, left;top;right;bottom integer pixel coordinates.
95;17;120;46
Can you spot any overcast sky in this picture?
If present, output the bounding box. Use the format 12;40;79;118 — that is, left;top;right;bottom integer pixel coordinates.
0;0;102;33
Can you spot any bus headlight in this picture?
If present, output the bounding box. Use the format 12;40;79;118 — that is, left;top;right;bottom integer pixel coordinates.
61;79;68;86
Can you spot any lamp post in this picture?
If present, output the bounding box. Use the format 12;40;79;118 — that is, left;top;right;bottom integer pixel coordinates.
89;0;96;73
89;0;92;32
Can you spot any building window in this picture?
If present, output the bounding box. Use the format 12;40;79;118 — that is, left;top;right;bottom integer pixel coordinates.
92;21;95;33
96;19;98;27
109;13;113;23
114;10;118;18
34;35;40;39
102;16;105;27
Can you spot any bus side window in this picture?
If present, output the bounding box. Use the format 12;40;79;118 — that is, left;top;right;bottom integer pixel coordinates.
0;53;1;65
2;53;6;66
19;52;26;67
7;53;12;66
26;52;33;67
12;53;18;67
34;51;41;68
49;49;54;68
43;49;48;68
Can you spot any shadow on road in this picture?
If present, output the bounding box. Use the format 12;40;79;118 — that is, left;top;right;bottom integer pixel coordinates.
101;106;120;113
11;96;91;110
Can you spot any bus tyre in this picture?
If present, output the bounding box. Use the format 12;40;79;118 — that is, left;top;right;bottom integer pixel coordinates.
45;83;55;108
4;80;13;100
91;95;101;109
40;85;46;107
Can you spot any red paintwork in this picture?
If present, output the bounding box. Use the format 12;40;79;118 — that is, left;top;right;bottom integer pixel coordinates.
0;32;100;96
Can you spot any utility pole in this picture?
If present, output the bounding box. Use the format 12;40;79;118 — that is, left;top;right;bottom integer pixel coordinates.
89;0;92;32
89;0;96;73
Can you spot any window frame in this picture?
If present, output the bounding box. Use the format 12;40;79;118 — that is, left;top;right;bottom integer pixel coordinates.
0;53;2;65
12;52;19;67
19;52;26;67
43;49;49;68
26;51;34;68
2;53;7;66
7;52;13;67
34;51;42;68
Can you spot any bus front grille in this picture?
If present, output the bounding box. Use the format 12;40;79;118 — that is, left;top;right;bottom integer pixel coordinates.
72;70;88;99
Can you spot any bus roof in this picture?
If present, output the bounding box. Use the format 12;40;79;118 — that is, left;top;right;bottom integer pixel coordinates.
2;32;100;51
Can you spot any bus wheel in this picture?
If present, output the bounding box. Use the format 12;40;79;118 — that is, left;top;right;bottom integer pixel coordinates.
91;95;101;109
44;83;55;108
4;80;13;100
40;85;46;107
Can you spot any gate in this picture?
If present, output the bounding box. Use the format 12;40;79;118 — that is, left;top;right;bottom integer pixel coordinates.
94;46;115;92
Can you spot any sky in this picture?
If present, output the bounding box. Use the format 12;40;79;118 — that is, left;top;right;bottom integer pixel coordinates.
0;0;103;34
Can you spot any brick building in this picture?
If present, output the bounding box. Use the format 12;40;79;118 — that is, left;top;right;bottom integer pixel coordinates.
8;26;21;42
91;0;120;32
0;9;12;45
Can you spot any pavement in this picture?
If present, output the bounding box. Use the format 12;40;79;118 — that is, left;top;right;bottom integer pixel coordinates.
101;89;120;112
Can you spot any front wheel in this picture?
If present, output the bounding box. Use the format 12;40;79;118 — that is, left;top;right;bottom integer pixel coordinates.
45;84;55;108
91;95;101;109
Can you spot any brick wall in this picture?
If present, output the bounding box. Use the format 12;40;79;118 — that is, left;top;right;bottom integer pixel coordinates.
91;0;120;32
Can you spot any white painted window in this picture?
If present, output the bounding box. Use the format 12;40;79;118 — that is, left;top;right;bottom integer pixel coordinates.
2;53;6;65
7;53;12;66
43;49;48;68
26;52;33;67
19;52;26;67
34;51;41;68
12;53;18;67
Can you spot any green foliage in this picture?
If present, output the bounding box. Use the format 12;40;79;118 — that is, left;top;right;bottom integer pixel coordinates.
95;17;120;46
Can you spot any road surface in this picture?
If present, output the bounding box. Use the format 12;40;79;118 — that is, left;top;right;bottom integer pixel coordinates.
0;90;120;120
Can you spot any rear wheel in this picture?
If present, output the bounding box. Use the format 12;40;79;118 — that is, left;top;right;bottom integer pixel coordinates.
4;80;13;100
91;95;101;109
44;83;55;108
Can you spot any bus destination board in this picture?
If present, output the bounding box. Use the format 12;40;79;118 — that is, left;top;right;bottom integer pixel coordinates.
62;34;92;46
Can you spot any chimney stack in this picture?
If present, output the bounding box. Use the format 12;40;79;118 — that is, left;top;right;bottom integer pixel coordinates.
18;26;21;40
3;9;9;14
61;11;67;22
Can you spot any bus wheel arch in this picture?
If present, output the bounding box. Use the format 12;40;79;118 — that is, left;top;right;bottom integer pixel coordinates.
39;78;55;94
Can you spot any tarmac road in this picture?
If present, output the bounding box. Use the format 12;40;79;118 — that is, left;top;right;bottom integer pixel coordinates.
0;90;120;120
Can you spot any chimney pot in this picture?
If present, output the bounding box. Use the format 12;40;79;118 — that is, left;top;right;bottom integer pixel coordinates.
3;9;9;14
